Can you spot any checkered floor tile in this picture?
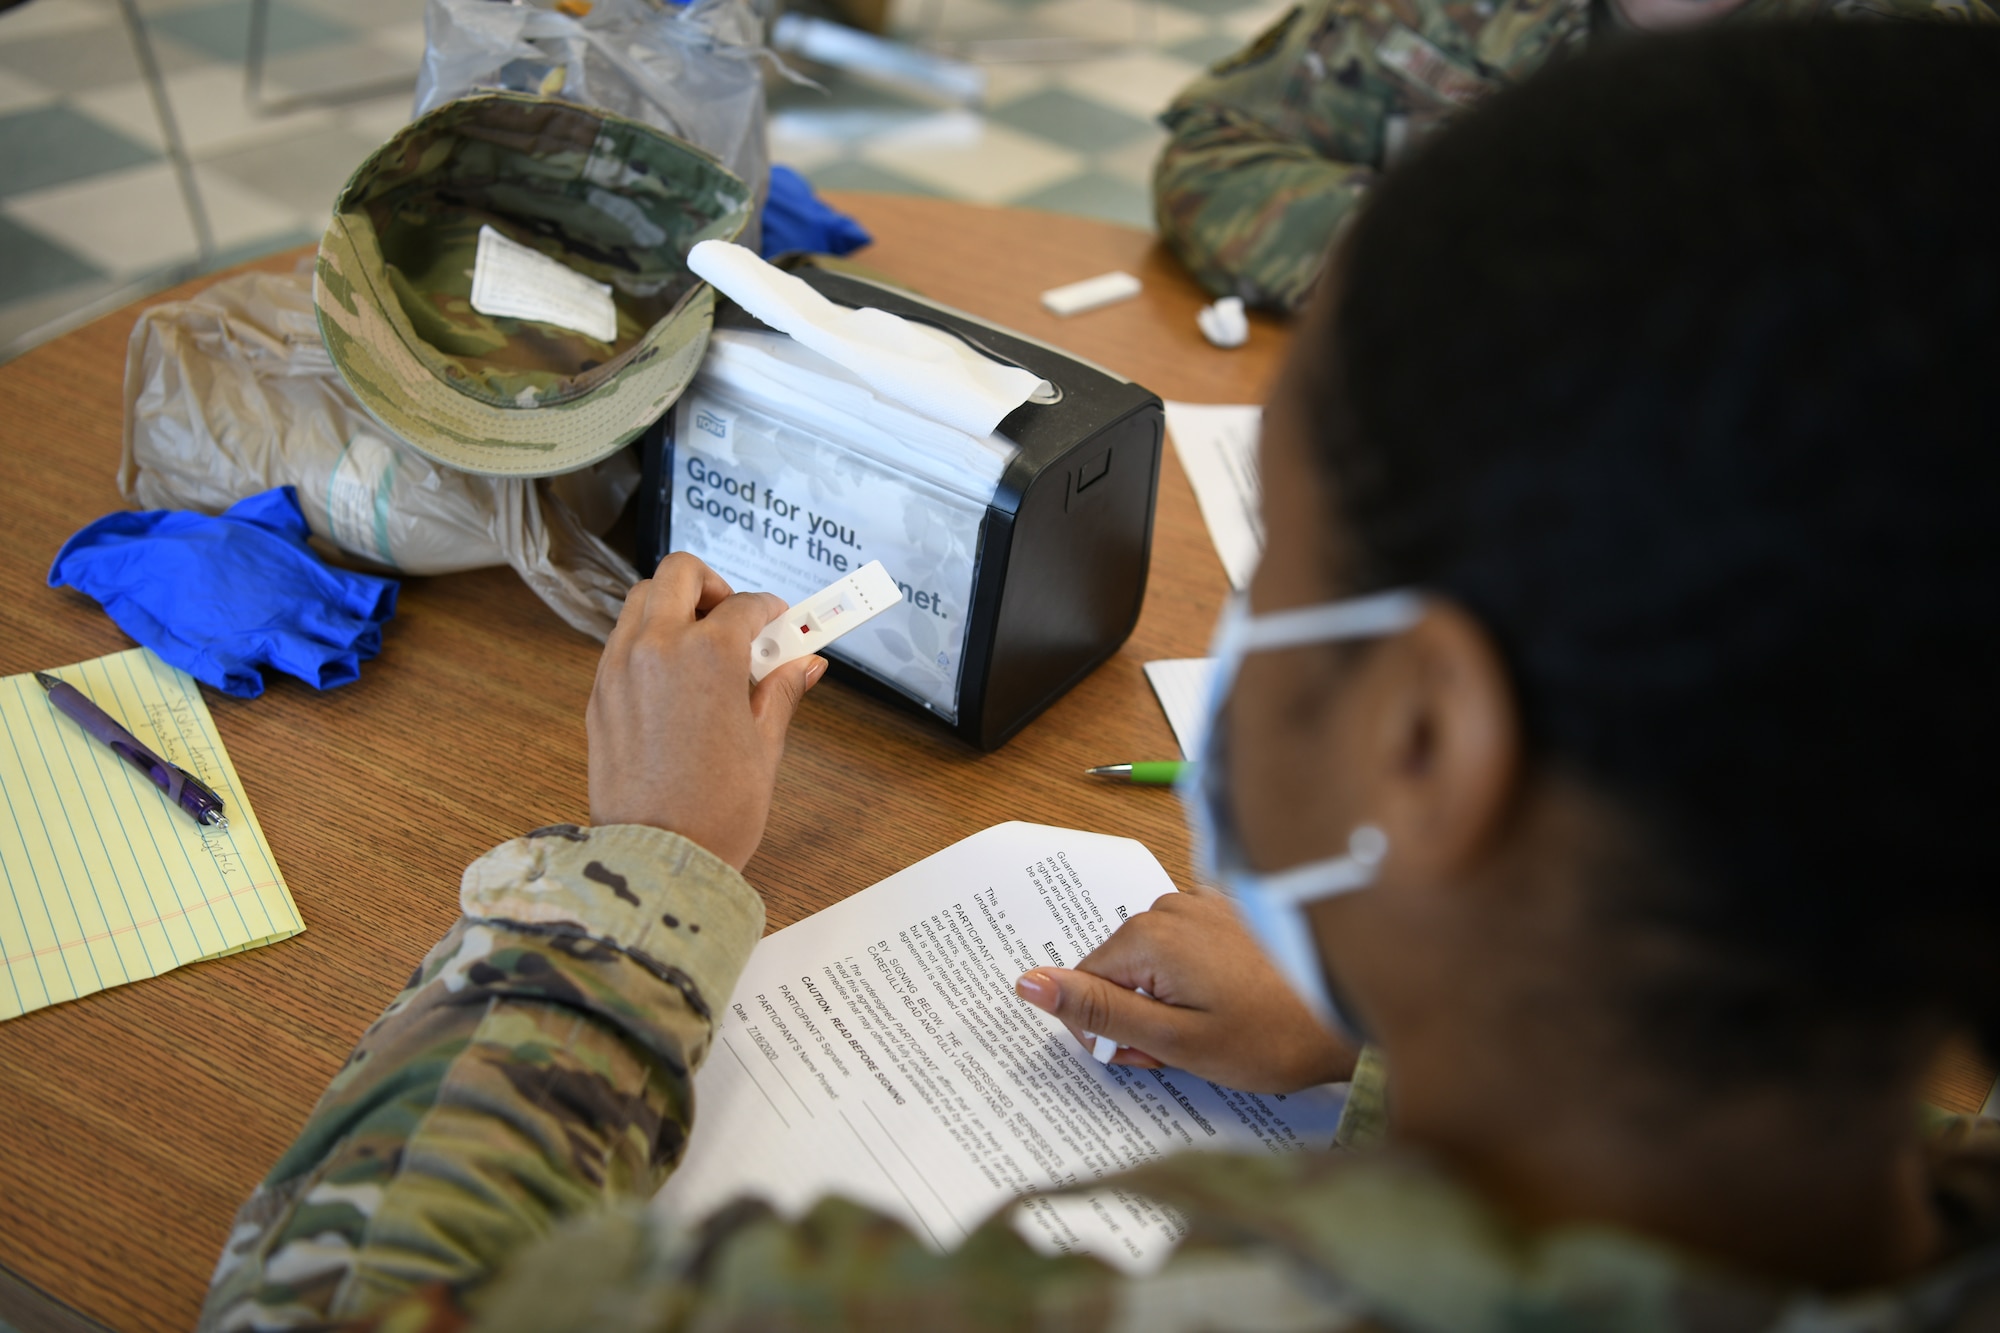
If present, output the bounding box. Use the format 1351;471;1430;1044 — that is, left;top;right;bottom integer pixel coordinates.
0;0;1281;359
773;0;1291;232
0;0;420;353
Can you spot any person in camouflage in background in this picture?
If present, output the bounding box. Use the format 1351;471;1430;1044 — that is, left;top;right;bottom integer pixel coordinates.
201;28;2000;1333
1153;0;1998;309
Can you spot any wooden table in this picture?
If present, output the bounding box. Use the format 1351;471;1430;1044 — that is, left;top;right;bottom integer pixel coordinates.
0;196;1284;1332
0;196;1989;1332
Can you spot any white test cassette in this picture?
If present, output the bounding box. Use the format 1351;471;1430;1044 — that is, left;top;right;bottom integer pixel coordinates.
749;560;904;683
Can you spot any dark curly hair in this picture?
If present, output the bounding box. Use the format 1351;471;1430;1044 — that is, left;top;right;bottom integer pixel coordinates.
1315;22;2000;1085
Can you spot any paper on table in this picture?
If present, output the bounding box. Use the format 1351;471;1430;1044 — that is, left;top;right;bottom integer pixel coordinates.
689;240;1051;438
1163;401;1263;591
652;822;1347;1275
0;648;301;1021
1143;658;1216;759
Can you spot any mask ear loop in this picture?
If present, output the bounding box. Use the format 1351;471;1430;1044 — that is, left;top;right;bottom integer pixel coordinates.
1312;827;1388;1046
1233;824;1390;904
1236;593;1427;655
1187;591;1421;1046
1228;825;1392;1039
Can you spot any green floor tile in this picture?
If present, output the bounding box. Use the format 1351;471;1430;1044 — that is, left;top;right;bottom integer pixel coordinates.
0;24;211;97
0;215;108;306
202;123;380;219
1167;30;1253;67
1154;0;1279;15
1012;171;1154;230
0;106;157;199
149;0;354;62
289;0;427;26
205;225;322;273
988;87;1153;155
805;158;943;198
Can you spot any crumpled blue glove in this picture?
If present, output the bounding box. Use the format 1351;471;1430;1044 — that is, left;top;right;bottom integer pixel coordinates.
48;486;398;699
760;164;873;259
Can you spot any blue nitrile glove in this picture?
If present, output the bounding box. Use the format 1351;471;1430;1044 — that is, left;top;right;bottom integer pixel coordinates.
48;486;398;700
760;165;873;259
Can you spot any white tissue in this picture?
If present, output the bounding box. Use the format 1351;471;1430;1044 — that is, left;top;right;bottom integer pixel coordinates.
1197;296;1249;349
698;329;1019;501
688;241;1051;438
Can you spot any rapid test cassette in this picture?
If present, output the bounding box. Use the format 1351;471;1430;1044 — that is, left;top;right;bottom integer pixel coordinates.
750;560;904;683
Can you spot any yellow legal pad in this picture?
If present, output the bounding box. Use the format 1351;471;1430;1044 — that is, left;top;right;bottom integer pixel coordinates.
0;648;302;1021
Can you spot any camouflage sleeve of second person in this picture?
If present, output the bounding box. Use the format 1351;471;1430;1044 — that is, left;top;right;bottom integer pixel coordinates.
1155;1;1376;311
1154;0;1590;311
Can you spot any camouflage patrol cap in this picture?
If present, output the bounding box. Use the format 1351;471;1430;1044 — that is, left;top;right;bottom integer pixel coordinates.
315;92;753;477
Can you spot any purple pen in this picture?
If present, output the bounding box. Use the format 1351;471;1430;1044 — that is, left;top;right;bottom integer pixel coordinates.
34;671;228;830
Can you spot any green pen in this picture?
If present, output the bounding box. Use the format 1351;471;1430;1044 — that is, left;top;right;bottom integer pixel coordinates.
1085;761;1187;785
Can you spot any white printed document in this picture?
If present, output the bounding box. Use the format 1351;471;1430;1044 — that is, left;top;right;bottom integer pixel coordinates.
653;823;1347;1275
1163;401;1263;591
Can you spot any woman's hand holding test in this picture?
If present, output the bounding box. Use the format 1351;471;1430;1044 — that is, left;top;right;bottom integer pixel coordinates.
587;552;826;870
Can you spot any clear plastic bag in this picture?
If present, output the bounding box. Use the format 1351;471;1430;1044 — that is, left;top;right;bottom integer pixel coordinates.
120;265;642;641
415;0;772;251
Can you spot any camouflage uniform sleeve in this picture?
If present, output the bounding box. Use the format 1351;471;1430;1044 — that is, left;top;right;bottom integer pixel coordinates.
339;1105;2000;1332
1332;1043;1390;1149
1826;0;2000;20
325;1067;1399;1333
1154;1;1385;312
424;1167;1366;1333
1155;0;1598;311
196;822;765;1331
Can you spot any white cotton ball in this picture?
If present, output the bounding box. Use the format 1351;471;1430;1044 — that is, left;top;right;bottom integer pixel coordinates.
1197;296;1248;349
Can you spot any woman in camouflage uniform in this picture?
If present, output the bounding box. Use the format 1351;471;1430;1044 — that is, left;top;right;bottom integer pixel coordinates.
202;26;2000;1332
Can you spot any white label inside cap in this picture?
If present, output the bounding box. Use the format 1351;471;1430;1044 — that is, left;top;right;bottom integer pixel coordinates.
469;224;618;343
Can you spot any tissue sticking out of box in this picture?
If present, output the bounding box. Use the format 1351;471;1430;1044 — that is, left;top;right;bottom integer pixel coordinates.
688;241;1052;439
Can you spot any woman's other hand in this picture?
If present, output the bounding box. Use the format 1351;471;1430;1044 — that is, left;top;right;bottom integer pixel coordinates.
1015;888;1358;1093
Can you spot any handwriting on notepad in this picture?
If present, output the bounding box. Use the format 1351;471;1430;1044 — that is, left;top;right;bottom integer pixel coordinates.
199;825;242;879
143;699;235;874
143;700;211;772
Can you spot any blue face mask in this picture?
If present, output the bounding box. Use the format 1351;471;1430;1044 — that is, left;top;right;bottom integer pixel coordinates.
1177;590;1425;1045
